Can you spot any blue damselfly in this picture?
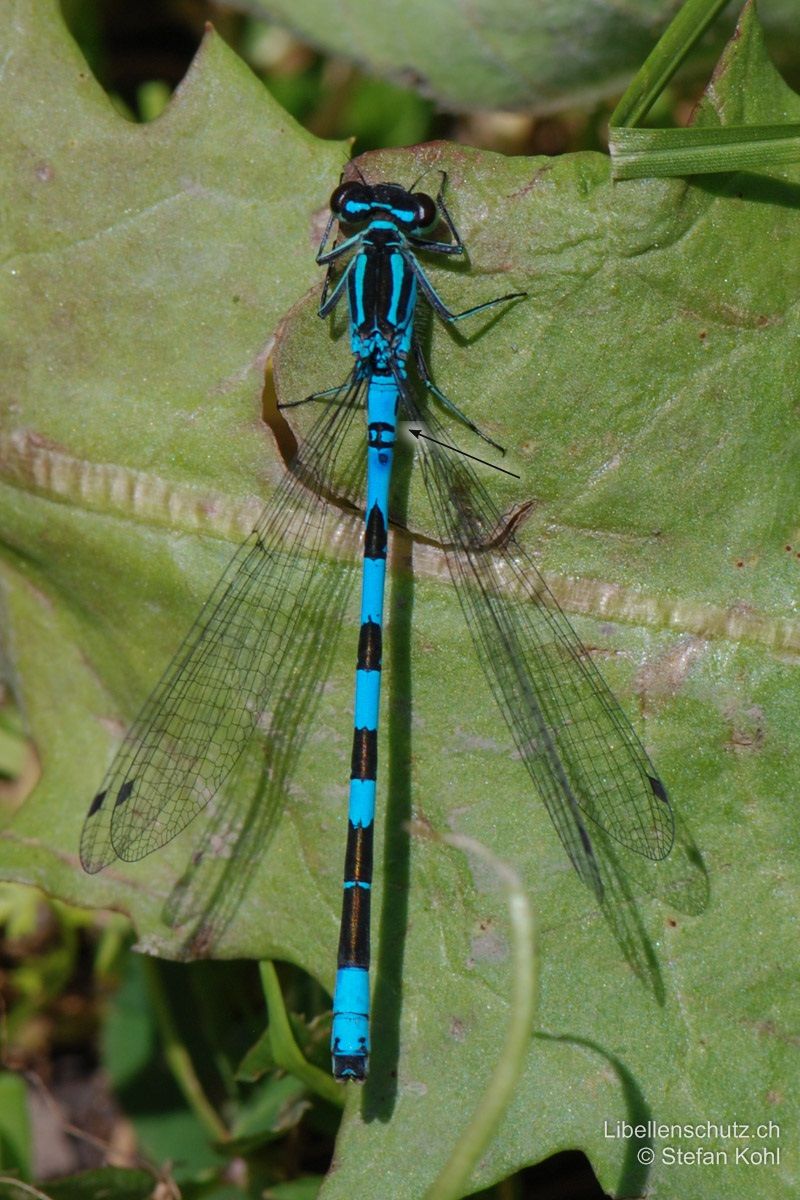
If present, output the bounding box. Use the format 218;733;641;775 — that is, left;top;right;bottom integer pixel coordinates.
81;172;674;1081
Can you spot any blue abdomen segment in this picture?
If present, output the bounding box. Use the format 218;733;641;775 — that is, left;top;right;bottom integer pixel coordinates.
331;376;397;1081
331;966;371;1080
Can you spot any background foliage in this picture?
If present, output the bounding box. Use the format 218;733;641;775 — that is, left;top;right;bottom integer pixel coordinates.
1;1;798;1197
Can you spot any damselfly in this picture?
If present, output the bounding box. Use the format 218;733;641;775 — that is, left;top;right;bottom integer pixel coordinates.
80;172;674;1082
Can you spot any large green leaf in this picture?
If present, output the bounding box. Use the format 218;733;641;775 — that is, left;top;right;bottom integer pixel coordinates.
1;2;798;1198
249;0;800;114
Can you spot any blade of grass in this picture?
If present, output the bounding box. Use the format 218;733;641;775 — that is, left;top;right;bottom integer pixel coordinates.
611;121;800;178
609;0;800;179
610;0;731;128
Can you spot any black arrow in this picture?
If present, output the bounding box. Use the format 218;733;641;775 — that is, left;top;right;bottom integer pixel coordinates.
407;429;520;479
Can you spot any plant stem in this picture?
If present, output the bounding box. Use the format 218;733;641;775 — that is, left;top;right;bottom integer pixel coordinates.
143;957;229;1144
259;960;345;1108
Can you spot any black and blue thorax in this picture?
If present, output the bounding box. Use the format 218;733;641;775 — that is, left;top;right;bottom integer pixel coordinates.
347;221;417;380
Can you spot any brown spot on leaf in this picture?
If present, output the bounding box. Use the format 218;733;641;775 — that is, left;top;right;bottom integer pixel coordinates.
635;637;705;702
723;703;766;754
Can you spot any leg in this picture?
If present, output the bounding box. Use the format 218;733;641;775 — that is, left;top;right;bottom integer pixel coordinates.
278;369;364;412
319;248;337;314
315;209;338;262
315;169;363;264
430;171;465;252
409;171;465;256
278;384;345;413
412;338;505;455
319;255;354;318
317;229;363;266
404;249;525;323
408;236;463;256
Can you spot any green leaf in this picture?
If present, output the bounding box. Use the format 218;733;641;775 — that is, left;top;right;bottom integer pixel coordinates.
0;701;27;781
0;1070;31;1177
248;0;800;114
102;956;226;1177
102;945;157;1090
1;5;799;1200
44;1167;164;1200
0;0;343;922
262;1179;324;1200
228;1074;310;1152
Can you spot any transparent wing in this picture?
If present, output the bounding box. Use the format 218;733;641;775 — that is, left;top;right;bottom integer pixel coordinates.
81;380;365;872
407;398;674;901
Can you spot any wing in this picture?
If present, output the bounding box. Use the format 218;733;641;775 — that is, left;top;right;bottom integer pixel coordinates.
81;380;365;872
405;398;674;901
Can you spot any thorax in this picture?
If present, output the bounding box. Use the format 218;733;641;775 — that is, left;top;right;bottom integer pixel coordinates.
347;222;417;360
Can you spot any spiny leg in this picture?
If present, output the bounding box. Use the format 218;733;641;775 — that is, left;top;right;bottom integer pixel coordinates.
407;170;466;256
404;249;525;324
318;250;356;317
278;369;364;413
411;337;505;455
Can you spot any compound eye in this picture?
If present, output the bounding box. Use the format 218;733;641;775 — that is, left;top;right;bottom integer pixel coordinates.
412;192;438;232
330;181;372;223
